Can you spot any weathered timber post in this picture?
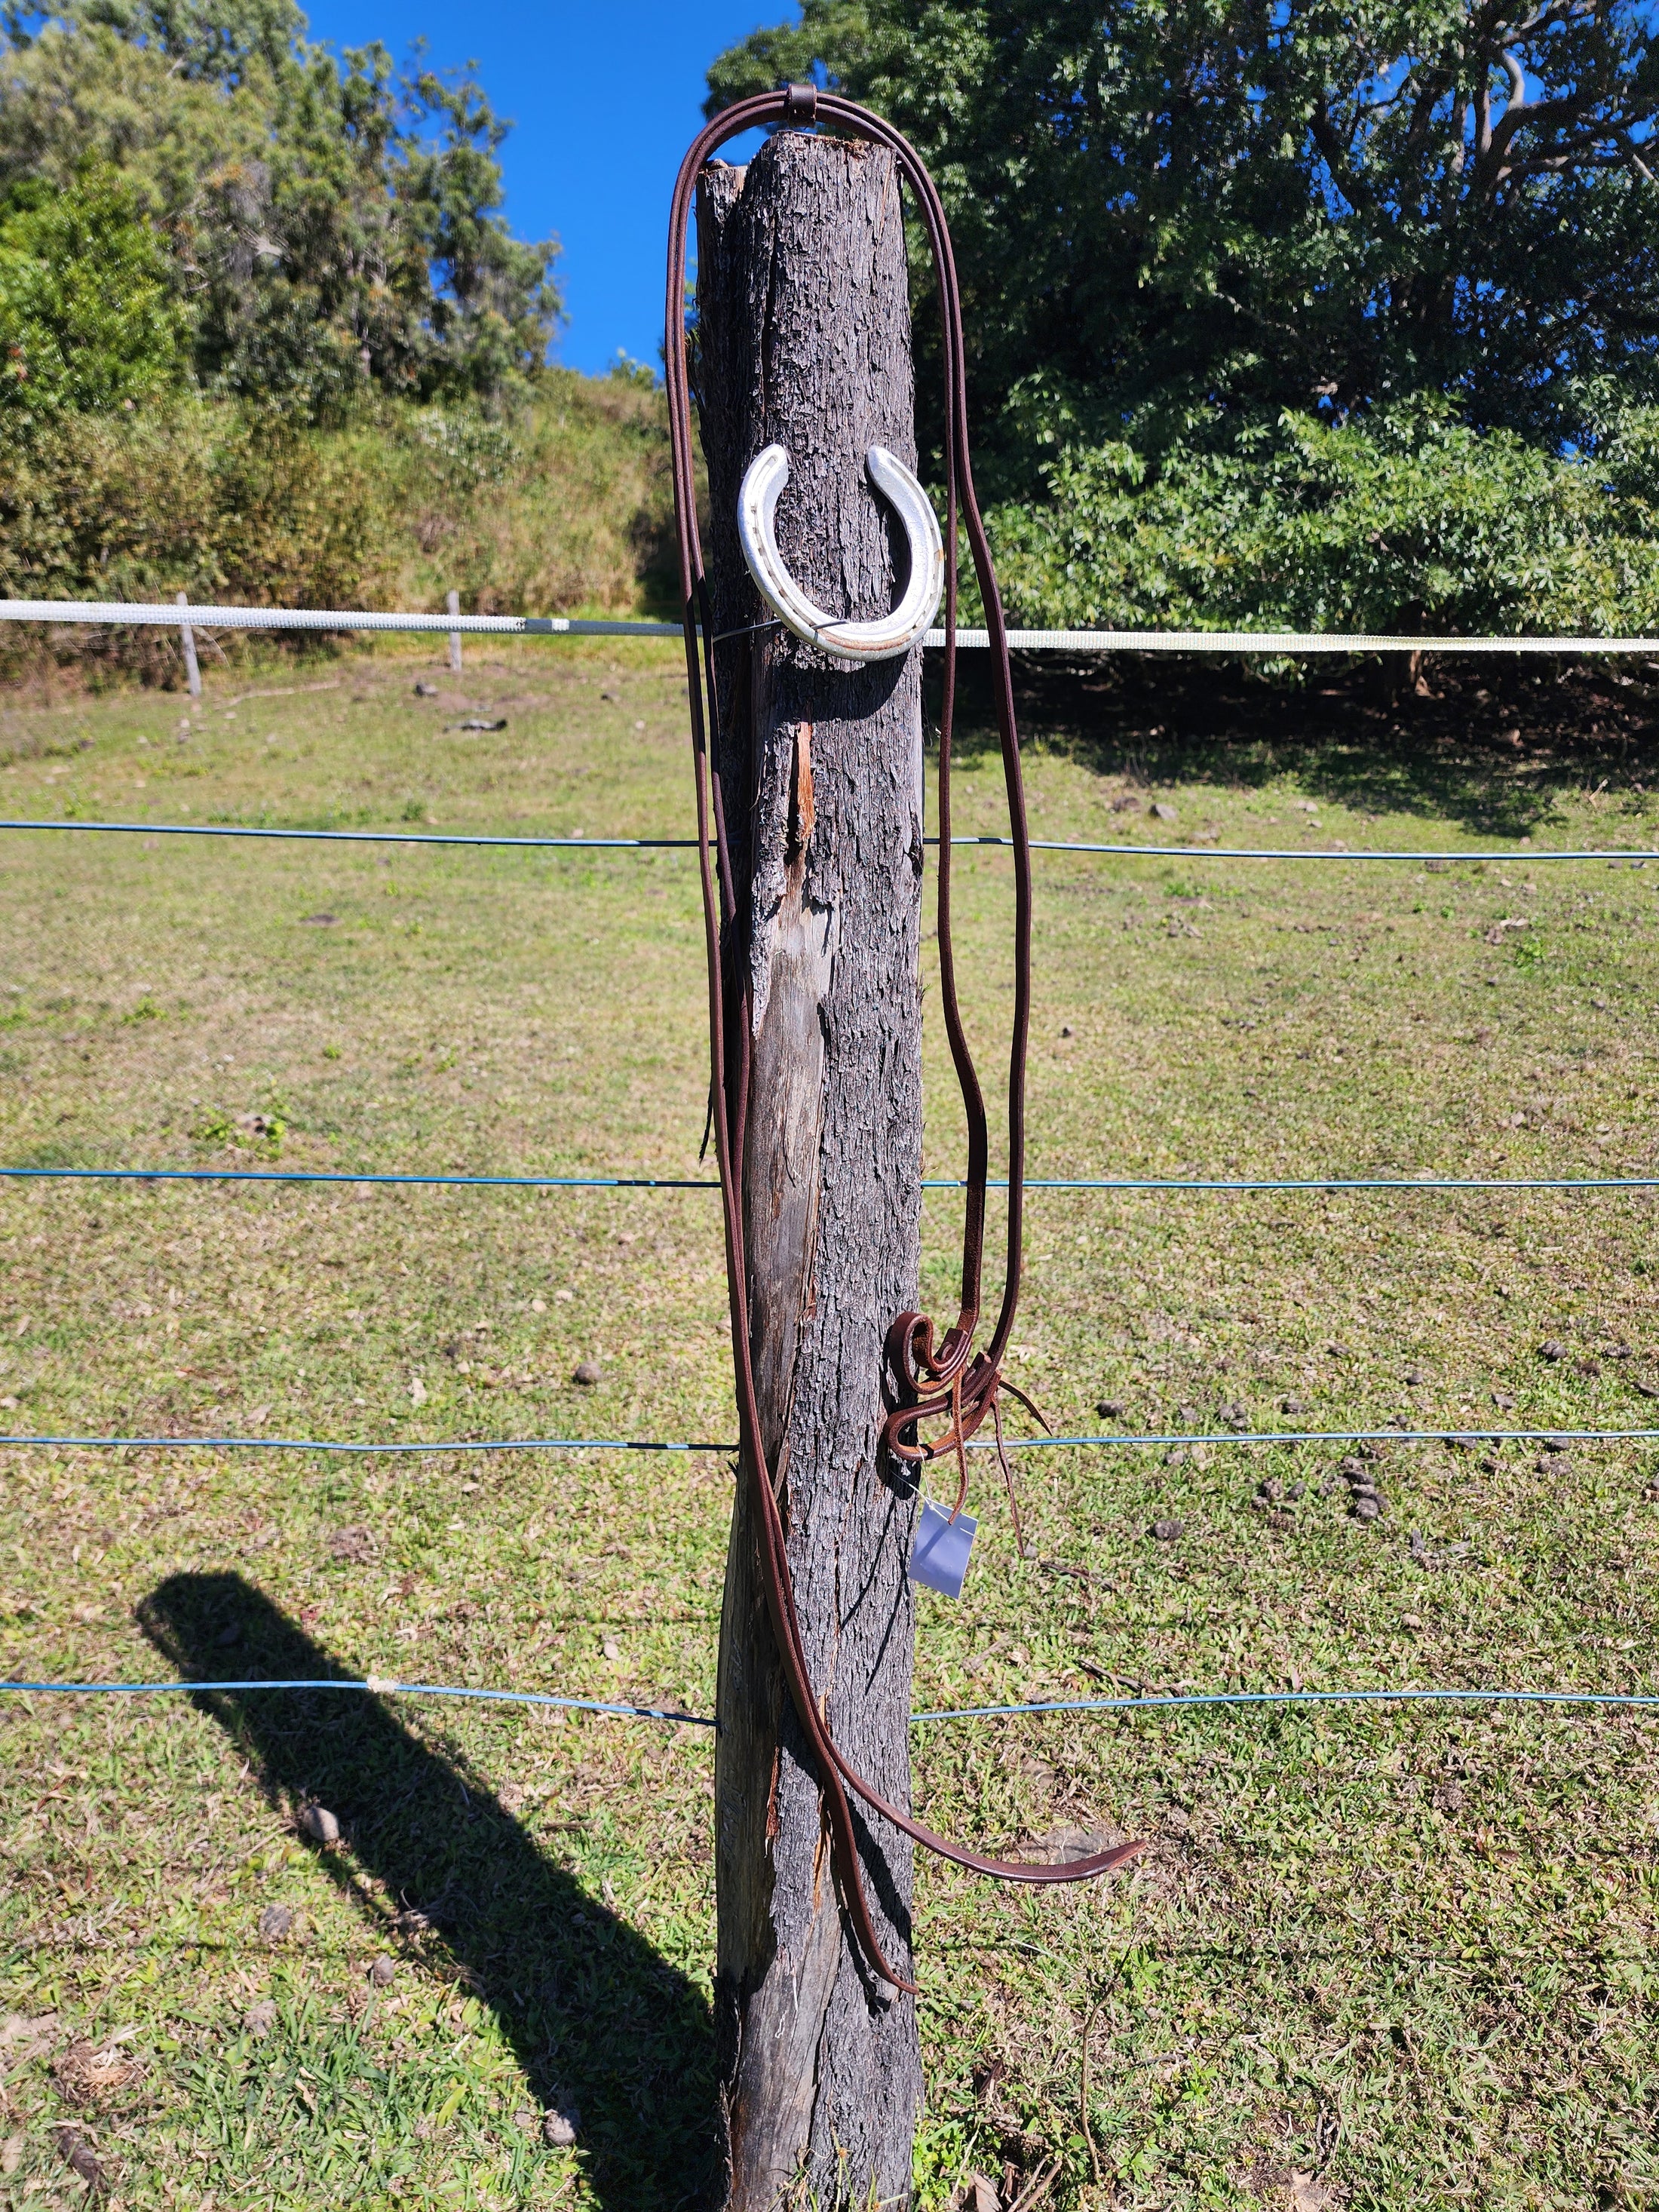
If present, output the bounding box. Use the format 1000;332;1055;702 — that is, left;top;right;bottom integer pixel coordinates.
446;588;463;673
697;131;926;2208
176;590;201;699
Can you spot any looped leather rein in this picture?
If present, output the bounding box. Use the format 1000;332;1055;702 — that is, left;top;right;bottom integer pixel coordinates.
665;87;1145;1996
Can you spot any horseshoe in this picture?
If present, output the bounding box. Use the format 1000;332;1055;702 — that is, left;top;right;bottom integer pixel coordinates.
737;442;945;661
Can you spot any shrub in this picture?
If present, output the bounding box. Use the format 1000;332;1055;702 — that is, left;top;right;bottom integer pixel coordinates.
985;401;1659;641
0;392;390;680
379;366;675;621
0;368;676;684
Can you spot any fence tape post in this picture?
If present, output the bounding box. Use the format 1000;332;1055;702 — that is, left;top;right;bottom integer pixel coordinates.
176;591;201;699
446;588;462;673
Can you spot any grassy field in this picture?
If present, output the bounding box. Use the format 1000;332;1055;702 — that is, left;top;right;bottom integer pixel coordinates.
2;643;1658;2210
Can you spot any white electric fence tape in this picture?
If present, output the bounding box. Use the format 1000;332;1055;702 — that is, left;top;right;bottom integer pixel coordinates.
0;600;677;637
5;597;1659;654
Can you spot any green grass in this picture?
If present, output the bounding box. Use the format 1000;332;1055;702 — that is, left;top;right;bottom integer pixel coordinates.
2;646;1657;2210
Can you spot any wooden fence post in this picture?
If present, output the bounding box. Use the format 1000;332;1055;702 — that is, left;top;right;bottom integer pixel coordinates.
176;591;201;699
696;131;926;2207
446;588;462;673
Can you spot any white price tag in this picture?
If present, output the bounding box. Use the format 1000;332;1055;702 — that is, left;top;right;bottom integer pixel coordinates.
909;1499;977;1599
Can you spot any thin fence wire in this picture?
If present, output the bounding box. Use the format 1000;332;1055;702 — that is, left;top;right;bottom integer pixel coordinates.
0;820;692;850
4;1677;1657;1731
0;1434;730;1453
3;816;1657;863
0;1678;716;1725
1;1167;723;1190
991;837;1656;862
4;1425;1655;1454
6;623;1654;1480
986;1426;1659;1450
906;1686;1659;1723
11;611;1659;1846
4;1167;1658;1194
8;596;1659;655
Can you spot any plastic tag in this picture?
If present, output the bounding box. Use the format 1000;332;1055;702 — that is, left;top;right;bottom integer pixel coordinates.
909;1499;977;1599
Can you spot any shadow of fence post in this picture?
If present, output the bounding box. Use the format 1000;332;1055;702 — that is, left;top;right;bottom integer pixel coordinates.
136;1571;719;2211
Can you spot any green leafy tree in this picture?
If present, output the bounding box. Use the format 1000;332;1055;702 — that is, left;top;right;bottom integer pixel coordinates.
708;2;1659;468
0;168;186;417
66;0;307;84
709;2;1659;632
0;2;561;414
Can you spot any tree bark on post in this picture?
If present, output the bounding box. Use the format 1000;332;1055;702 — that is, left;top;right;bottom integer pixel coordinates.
695;130;926;2209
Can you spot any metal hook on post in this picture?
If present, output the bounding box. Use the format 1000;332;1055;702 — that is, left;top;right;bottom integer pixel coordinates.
736;442;944;661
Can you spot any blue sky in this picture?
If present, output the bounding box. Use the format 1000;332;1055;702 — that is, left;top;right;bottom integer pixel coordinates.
299;0;795;376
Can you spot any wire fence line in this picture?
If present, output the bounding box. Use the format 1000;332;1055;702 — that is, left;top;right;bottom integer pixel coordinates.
0;1434;731;1454
0;819;693;851
0;1677;718;1726
1009;840;1654;862
8;595;1659;655
1002;1426;1659;1449
3;815;1657;864
2;1167;724;1191
4;1425;1655;1456
908;1686;1659;1723
7;651;1657;1783
6;617;1654;1489
4;1676;1657;1731
5;1167;1659;1196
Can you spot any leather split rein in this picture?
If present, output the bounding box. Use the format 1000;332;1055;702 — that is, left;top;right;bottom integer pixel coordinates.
665;84;1145;1996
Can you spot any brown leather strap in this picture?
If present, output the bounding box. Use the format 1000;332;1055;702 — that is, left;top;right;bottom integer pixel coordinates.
665;91;1145;1995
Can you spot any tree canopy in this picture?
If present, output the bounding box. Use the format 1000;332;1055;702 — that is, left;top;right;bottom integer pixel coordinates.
0;168;186;416
0;0;560;416
708;2;1659;475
